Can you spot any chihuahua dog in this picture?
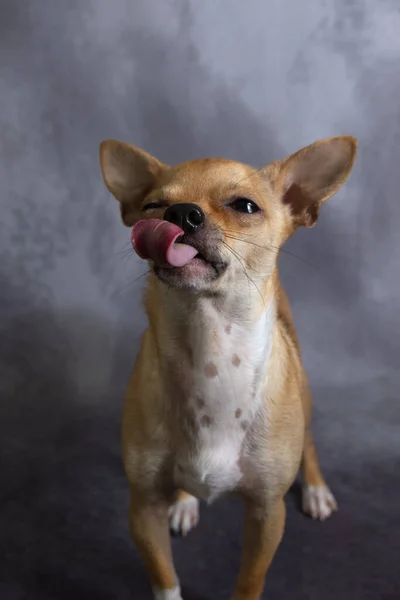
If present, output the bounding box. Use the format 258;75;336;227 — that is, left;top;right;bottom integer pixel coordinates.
99;135;357;600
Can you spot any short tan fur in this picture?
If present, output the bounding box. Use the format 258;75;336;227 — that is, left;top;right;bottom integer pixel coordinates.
100;135;357;600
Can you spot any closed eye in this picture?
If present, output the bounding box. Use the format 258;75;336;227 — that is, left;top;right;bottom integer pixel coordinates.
142;200;168;211
228;197;261;214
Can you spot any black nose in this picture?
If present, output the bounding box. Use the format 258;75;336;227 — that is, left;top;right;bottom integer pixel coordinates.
164;203;205;234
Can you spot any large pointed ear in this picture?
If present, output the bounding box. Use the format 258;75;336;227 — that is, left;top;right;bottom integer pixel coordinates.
99;139;168;226
269;136;357;228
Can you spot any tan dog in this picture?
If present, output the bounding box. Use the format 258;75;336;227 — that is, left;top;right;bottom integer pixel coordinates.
99;136;357;600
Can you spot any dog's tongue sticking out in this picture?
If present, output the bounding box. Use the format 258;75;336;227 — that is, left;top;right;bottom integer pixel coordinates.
131;219;198;267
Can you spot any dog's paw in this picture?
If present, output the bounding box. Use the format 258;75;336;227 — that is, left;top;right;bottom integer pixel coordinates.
153;585;183;600
168;494;199;536
302;484;338;520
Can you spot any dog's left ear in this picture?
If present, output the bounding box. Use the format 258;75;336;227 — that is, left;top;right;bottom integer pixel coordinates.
269;136;357;228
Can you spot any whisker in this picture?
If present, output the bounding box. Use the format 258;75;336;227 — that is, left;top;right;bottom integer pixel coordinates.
221;241;252;299
222;241;249;282
114;269;152;295
115;240;134;256
224;232;317;268
230;165;266;190
205;213;316;269
222;241;265;305
120;248;136;264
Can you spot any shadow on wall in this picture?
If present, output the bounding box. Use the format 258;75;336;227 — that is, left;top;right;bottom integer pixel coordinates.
0;298;149;598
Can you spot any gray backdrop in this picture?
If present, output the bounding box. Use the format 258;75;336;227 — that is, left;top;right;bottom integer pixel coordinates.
1;1;399;599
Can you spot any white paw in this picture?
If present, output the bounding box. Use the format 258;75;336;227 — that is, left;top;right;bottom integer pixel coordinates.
302;485;338;520
168;495;199;536
153;585;183;600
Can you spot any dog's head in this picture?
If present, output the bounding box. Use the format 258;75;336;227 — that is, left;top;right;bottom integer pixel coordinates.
100;137;357;294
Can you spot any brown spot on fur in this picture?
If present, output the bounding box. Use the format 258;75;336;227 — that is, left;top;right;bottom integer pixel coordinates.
241;420;249;431
204;362;218;378
200;414;212;428
235;408;242;419
225;324;232;334
196;396;205;409
177;464;184;473
232;354;241;367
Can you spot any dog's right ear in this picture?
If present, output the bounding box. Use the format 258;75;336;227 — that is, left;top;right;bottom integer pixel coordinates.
99;140;168;226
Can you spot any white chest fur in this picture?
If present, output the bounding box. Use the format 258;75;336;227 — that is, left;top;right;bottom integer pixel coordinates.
167;297;275;502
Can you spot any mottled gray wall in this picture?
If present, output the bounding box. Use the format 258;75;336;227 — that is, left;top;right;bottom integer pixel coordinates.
1;0;399;419
2;0;399;402
1;1;399;597
1;3;399;448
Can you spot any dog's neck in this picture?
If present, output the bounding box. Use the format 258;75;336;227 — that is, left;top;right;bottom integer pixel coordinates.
152;270;277;328
147;273;277;402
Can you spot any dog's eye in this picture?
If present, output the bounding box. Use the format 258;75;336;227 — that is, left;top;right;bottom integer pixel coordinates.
142;201;167;211
229;198;260;214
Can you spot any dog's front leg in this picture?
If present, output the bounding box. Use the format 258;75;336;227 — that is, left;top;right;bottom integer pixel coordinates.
129;488;182;600
232;498;286;600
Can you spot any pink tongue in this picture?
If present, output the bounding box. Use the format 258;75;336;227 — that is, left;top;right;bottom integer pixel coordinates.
131;219;198;267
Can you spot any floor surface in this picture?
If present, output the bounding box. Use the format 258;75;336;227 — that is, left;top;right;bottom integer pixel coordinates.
1;379;399;599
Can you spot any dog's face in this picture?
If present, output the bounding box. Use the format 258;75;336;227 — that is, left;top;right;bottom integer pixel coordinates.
100;137;357;293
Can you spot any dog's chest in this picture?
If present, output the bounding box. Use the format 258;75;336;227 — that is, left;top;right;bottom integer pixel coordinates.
170;303;274;502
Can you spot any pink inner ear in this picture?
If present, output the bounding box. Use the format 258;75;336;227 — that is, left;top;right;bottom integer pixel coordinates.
282;183;307;213
282;183;319;227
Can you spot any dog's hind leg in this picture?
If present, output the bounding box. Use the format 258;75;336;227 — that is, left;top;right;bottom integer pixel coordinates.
300;384;338;520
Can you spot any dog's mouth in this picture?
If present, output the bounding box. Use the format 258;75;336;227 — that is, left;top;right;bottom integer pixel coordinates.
174;237;226;272
174;235;214;266
131;219;227;284
131;219;198;267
